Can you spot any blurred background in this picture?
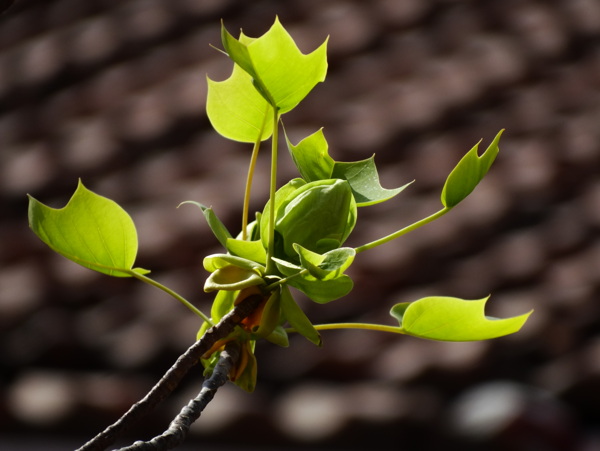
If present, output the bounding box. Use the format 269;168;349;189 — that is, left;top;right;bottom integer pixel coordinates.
1;0;600;450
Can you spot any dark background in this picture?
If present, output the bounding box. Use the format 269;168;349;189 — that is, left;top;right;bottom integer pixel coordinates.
1;0;600;450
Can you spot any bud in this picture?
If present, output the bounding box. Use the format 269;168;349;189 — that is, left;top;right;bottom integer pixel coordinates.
271;179;357;260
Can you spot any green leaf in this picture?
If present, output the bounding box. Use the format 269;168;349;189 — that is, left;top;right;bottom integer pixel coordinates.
226;238;267;264
203;253;265;274
272;256;352;303
280;286;321;345
273;179;357;258
260;178;306;252
204;265;264;292
288;274;353;304
206;63;274;143
197;289;237;340
233;341;258;392
293;244;355;280
286;128;334;182
264;325;290;347
28;180;148;277
272;257;302;277
441;130;503;208
237;214;261;242
221;17;328;114
332;156;412;207
211;289;236;323
251;288;281;339
179;201;232;248
220;26;255;82
390;296;532;341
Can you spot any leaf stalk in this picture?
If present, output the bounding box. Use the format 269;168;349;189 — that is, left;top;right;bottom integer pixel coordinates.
265;109;281;274
128;270;213;325
288;322;404;335
354;207;452;253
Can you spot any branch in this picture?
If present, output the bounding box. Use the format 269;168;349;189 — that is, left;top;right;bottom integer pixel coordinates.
76;294;263;451
116;343;240;451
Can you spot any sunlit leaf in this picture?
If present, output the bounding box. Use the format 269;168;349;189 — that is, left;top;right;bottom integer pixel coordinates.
204;265;264;292
179;201;232;248
280;286;321;345
288;274;353;304
226;238;267;264
272;179;356;258
221;17;328;113
203;253;265;274
237;214;261;242
28;180;148;277
272;257;302;277
294;244;355;280
441;130;503;208
390;296;532;341
260;178;306;252
207;63;274;143
332;156;412;207
286;128;334;182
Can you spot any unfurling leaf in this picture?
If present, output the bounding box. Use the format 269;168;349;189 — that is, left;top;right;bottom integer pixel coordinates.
390;296;532;341
332;156;412;207
280;286;321;345
204;265;264;292
287;128;410;206
28;180;148;277
226;238;267;264
197;289;237;340
441;130;503;208
203;254;265;292
288;273;354;304
179;201;232;248
250;288;281;339
203;253;265;273
260;178;306;252
268;179;357;259
286;128;334;182
293;244;355;280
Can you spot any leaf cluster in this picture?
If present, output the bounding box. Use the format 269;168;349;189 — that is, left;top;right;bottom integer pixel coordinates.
27;17;531;395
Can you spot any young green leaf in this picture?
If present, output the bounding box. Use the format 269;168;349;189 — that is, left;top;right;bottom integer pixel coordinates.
197;289;237;340
206;63;274;143
179;201;232;248
203;253;265;274
332;156;412;207
390;296;532;341
250;288;281;339
288;274;354;304
293;244;355;280
272;179;357;259
441;130;503;208
286;128;334;182
233;341;258;392
260;178;306;252
264;325;289;347
272;257;303;277
28;180;148;277
226;238;267;264
221;17;328;114
204;265;265;292
280;286;321;345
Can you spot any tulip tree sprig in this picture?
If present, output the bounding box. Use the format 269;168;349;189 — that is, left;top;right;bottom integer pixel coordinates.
28;15;531;400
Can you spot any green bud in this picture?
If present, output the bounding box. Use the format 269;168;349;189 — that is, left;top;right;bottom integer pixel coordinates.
273;179;357;259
